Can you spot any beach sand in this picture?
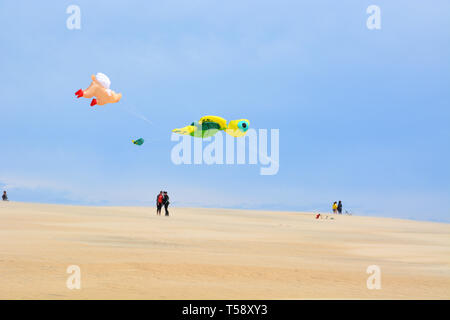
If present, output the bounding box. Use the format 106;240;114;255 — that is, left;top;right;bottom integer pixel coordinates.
0;201;449;299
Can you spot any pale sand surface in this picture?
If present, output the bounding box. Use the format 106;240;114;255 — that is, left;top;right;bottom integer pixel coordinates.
0;202;449;299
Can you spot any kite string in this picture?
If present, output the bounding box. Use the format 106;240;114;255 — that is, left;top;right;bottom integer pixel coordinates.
117;104;162;142
119;104;154;127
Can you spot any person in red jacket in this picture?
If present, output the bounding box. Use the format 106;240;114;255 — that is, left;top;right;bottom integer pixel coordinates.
156;191;163;215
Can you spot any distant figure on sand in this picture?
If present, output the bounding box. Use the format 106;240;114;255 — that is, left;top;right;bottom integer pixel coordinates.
162;191;170;216
2;191;8;201
156;191;163;215
332;201;337;214
337;201;343;214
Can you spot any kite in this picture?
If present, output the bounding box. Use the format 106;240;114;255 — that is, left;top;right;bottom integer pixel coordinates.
75;73;122;107
132;138;144;146
173;116;249;138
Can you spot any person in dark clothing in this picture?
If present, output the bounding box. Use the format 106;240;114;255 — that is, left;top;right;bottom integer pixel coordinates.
337;201;343;214
162;191;170;216
2;191;8;201
156;191;163;215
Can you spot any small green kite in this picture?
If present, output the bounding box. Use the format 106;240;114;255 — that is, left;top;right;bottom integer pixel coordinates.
132;138;144;146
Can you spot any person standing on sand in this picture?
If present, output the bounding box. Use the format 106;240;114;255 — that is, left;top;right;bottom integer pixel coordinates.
337;201;343;214
156;191;163;215
162;191;170;216
332;201;337;214
2;191;8;201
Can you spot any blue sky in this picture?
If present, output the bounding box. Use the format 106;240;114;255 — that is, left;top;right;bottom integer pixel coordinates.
0;1;449;222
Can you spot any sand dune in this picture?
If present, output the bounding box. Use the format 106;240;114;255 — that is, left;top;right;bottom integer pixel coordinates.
0;201;449;299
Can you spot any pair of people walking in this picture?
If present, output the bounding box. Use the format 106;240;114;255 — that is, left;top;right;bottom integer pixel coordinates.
2;191;8;201
332;201;343;214
156;191;170;216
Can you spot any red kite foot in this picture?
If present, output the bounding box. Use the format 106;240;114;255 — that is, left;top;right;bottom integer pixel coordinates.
75;89;83;98
90;98;97;106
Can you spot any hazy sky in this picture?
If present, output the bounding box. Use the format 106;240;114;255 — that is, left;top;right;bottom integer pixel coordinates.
1;1;449;222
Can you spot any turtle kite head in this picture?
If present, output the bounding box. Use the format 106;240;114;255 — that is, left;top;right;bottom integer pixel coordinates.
226;119;250;137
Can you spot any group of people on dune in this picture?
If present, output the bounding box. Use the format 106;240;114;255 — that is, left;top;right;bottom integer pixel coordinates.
332;201;343;214
315;201;346;219
2;189;346;218
156;191;170;216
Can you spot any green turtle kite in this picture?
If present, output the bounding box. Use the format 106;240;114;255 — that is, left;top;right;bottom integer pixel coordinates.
132;138;144;146
172;115;249;138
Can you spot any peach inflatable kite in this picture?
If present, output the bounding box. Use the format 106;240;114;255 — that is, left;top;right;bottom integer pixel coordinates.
75;73;122;107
